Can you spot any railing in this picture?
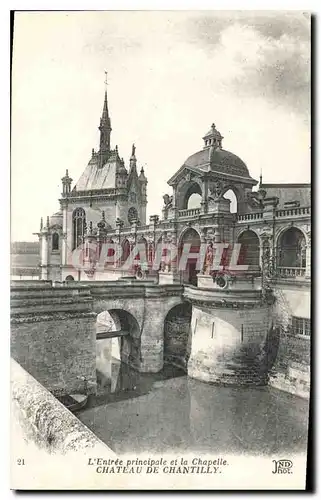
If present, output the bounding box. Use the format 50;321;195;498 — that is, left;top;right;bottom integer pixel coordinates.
178;208;201;217
276;206;310;218
238;212;263;221
237;205;311;222
277;267;306;278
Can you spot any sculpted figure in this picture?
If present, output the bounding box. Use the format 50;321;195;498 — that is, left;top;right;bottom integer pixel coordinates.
163;194;173;208
204;241;214;274
209;181;224;200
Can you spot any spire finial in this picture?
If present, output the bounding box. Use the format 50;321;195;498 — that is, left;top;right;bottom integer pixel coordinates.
132;143;136;157
99;71;111;161
259;168;263;187
40;217;43;230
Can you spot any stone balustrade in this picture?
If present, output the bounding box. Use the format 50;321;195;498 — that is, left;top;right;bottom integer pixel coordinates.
237;212;263;221
277;267;306;278
178;208;201;217
275;206;310;218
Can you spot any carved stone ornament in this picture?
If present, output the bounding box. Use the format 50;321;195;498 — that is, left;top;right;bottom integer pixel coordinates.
163;194;173;209
209;180;225;200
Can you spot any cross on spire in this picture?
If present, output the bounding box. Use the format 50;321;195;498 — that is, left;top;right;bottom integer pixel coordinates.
104;71;108;88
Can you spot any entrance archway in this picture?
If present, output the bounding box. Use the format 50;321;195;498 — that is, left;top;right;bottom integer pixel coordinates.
96;309;141;393
164;303;192;371
178;228;201;285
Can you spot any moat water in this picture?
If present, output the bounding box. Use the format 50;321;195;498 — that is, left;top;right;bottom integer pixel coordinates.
76;359;309;456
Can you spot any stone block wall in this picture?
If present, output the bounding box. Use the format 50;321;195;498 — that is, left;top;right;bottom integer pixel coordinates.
269;284;310;399
269;331;310;399
11;283;97;396
188;303;274;385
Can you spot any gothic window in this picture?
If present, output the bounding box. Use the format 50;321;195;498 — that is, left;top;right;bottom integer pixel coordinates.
72;208;86;250
52;232;59;251
128;206;138;224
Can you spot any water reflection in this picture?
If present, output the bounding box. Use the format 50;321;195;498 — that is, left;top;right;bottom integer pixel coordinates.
77;360;309;456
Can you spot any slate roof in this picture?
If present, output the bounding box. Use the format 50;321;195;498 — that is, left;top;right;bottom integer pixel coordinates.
184;147;250;178
260;183;311;208
74;150;126;192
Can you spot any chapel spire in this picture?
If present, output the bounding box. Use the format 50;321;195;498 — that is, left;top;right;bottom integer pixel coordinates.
98;71;112;164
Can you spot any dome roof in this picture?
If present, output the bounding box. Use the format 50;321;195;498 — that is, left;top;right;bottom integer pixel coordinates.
184;147;250;178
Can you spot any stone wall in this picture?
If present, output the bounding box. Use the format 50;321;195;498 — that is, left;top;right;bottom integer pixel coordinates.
11;358;112;455
188;303;274;385
11;283;97;396
269;331;310;399
269;283;310;399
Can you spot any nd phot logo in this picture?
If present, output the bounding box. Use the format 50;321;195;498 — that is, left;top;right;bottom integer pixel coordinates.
272;459;293;474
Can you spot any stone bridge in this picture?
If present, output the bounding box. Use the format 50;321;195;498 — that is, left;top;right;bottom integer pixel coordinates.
10;280;187;397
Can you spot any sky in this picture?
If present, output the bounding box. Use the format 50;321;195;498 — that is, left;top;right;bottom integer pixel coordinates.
11;10;310;241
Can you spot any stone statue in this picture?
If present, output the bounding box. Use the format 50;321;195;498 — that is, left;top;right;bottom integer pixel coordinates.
204;242;214;274
209;180;224;200
163;194;173;208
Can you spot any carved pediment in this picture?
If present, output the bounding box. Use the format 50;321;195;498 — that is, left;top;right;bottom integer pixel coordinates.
167;165;201;187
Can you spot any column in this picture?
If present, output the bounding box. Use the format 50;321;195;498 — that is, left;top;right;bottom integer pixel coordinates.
41;233;49;280
61;205;67;266
200;177;208;214
305;236;311;279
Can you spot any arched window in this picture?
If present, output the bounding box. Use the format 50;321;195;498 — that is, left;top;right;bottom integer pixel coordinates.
65;275;75;281
277;228;306;274
178;228;201;285
52;232;59;251
72;208;86;250
122;239;131;263
237;230;260;268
